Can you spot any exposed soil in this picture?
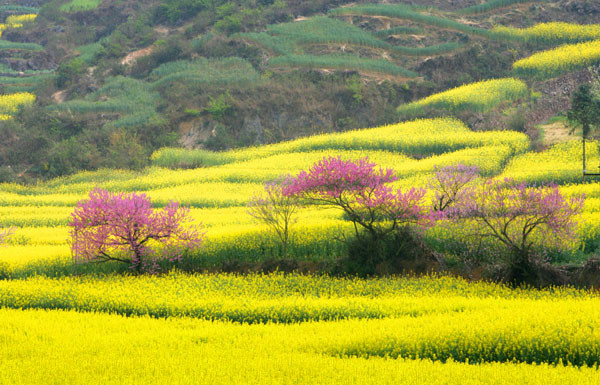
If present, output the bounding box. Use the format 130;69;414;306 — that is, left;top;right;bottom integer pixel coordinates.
121;46;153;66
527;69;593;128
51;89;68;104
539;121;575;146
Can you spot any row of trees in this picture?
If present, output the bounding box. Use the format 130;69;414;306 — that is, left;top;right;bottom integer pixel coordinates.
0;157;583;284
249;157;584;283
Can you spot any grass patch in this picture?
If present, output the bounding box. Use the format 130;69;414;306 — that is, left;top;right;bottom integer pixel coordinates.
269;54;418;77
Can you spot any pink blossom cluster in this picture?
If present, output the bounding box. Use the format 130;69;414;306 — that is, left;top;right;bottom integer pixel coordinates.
429;164;479;214
283;156;431;237
456;178;584;253
356;185;430;226
283;156;397;199
70;188;204;271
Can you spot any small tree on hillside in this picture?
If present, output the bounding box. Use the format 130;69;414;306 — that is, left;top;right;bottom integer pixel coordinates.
248;177;299;259
70;188;204;273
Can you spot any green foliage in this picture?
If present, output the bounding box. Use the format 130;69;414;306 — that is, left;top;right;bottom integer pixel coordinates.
237;15;426;76
149;57;259;89
205;91;234;120
235;31;297;55
152;0;233;25
51;76;160;129
506;106;528;133
106;130;148;170
76;42;104;64
329;4;498;39
269;54;418;77
130;38;186;78
56;57;86;88
266;16;391;50
0;40;43;51
567;84;600;138
458;0;545;15
0;5;39;14
185;108;202;117
42;137;101;179
60;0;103;12
345;226;429;276
214;13;243;34
346;76;364;103
0;74;55;93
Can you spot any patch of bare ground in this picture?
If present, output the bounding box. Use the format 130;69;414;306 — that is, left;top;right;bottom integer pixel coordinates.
52;90;68;103
121;46;153;66
153;26;169;37
527;69;592;127
178;120;214;149
539;120;575;146
356;70;420;83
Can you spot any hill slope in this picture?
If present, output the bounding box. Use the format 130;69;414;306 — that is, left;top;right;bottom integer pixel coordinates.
0;0;598;181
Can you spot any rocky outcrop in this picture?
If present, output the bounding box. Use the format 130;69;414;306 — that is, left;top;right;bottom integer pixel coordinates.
560;0;600;15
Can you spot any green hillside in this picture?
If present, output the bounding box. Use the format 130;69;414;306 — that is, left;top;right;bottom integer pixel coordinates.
0;0;597;183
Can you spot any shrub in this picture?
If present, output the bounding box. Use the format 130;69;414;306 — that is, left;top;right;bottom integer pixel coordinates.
56;58;86;88
70;188;204;272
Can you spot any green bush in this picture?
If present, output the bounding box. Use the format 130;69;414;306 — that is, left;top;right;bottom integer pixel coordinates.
56;58;86;88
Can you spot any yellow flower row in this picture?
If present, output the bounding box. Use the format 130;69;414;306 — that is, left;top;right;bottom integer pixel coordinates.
513;40;600;78
0;14;37;38
397;78;529;116
494;22;600;44
2;306;599;385
5;14;37;27
0;92;35;116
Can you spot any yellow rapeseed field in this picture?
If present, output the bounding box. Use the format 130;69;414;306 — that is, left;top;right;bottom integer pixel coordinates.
397;78;529;116
0;274;599;384
513;40;600;78
494;22;600;44
1;118;599;273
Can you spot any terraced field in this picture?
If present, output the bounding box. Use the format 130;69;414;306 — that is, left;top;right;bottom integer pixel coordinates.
0;8;47;118
0;117;598;278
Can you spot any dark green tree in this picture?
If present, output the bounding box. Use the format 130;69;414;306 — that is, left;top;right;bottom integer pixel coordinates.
567;84;599;138
568;83;600;176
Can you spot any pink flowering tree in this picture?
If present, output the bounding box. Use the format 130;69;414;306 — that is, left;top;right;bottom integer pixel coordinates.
70;188;204;272
429;164;480;214
248;176;299;259
454;178;584;283
283;156;431;250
